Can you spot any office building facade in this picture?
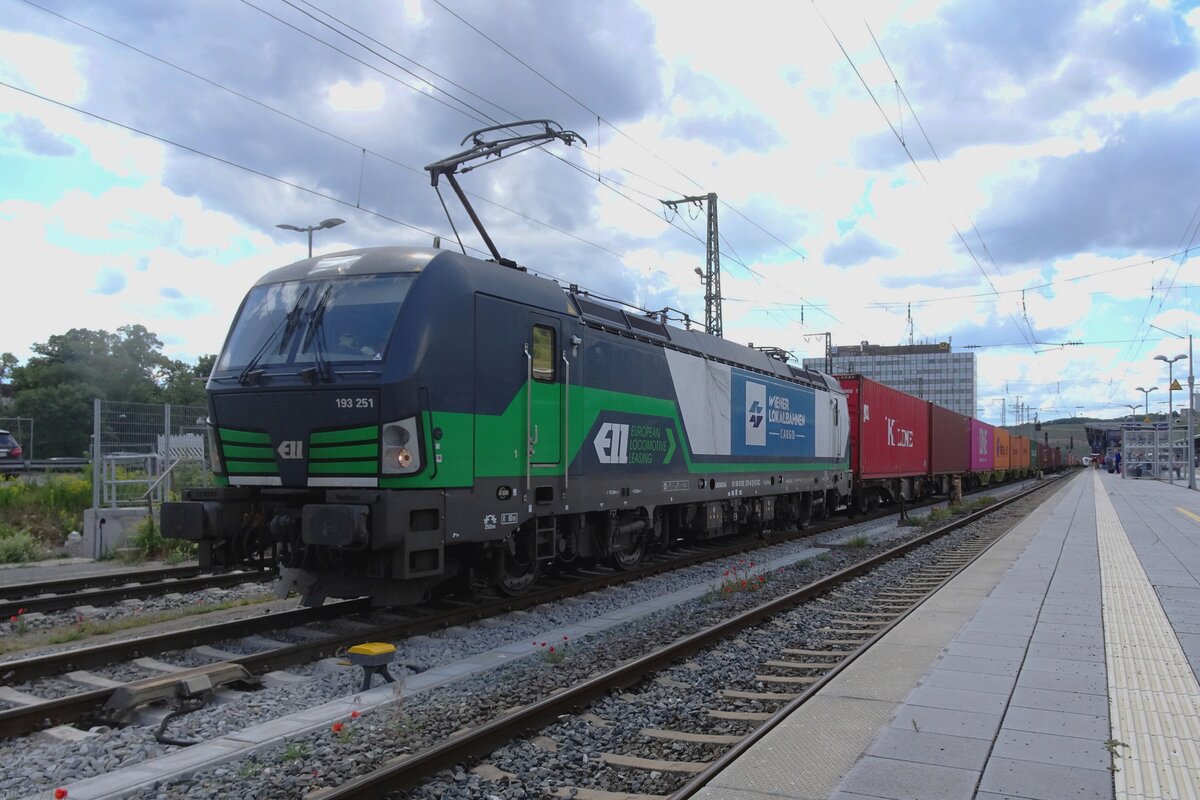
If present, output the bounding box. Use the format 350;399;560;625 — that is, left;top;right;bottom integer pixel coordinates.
802;341;977;418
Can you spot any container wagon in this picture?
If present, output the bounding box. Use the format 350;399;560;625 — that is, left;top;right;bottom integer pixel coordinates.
837;374;930;512
928;403;970;494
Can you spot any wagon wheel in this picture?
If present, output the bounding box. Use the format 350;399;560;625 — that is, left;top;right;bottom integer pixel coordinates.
491;533;541;596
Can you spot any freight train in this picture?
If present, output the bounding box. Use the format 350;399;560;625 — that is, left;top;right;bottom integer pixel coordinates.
161;121;1070;606
161;245;1067;606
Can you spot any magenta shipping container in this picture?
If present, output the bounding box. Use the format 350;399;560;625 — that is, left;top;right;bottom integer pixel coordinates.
929;403;970;475
838;375;930;479
969;419;994;472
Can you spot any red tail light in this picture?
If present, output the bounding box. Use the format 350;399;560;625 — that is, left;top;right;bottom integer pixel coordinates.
10;447;21;458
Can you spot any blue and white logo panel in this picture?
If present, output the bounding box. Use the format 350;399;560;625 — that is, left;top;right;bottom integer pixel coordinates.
745;381;766;447
731;370;816;457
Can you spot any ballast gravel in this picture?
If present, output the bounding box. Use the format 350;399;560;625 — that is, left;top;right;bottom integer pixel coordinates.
1;479;1045;799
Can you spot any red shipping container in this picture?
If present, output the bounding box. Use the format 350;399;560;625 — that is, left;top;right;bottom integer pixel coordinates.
970;419;994;472
929;403;970;475
838;375;929;479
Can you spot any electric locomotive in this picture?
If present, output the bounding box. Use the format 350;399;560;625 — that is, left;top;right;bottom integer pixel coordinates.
162;245;853;605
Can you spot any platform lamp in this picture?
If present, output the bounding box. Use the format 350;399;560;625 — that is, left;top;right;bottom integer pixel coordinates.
276;217;345;258
1135;386;1158;417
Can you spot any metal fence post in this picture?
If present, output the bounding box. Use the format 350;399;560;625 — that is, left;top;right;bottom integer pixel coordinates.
92;399;102;509
163;403;172;504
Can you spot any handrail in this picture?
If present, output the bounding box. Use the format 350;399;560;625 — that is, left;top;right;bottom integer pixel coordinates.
562;350;570;493
524;342;532;497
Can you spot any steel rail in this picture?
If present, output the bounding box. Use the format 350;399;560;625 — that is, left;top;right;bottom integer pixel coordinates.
0;565;211;600
310;476;1066;800
0;569;275;618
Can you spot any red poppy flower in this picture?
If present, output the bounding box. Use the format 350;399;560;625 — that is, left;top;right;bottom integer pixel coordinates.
350;710;360;718
563;635;569;641
331;722;344;733
55;790;68;800
549;646;555;653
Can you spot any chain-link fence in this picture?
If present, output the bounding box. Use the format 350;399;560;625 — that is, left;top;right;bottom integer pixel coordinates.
0;416;34;459
92;399;212;508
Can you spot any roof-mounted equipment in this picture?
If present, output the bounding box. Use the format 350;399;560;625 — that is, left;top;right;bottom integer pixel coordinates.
425;120;587;269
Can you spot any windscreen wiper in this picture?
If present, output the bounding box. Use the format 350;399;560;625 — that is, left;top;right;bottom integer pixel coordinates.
277;286;311;355
238;288;311;386
299;286;333;383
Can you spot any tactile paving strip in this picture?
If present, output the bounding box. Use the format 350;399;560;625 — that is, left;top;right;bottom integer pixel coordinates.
1093;474;1200;799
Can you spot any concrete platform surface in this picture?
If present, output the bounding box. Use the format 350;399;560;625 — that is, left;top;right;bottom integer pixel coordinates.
694;470;1200;800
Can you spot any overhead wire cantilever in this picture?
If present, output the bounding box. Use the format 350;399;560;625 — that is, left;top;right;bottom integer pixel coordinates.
424;120;587;265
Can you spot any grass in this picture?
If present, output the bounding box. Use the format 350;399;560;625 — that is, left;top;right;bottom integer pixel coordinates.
0;592;276;657
844;534;872;548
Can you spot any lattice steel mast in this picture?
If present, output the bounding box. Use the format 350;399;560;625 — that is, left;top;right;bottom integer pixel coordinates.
662;193;722;338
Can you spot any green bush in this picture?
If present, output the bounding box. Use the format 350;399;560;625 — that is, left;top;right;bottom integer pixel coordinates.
0;527;43;564
0;473;90;547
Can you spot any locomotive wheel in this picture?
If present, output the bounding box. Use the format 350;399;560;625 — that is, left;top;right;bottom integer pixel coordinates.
611;534;646;571
492;539;541;596
796;497;812;530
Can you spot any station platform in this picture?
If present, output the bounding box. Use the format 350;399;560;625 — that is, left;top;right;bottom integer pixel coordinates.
692;470;1200;800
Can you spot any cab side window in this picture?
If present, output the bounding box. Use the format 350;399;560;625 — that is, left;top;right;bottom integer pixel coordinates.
531;326;556;382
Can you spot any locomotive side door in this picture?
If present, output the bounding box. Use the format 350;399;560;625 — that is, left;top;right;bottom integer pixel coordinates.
527;313;563;469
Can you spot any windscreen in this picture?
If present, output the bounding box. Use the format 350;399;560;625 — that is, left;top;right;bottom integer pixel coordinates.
216;273;416;372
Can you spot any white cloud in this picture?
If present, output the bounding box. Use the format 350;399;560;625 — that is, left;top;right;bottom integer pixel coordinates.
327;79;386;113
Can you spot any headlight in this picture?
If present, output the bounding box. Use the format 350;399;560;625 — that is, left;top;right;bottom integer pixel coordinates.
382;418;421;474
206;420;224;474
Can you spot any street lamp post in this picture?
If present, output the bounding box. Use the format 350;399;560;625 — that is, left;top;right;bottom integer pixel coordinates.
1155;353;1189;485
1135;386;1158;417
276;218;345;258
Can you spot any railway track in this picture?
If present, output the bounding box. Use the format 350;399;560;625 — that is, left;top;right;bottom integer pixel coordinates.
0;566;275;618
0;481;1018;743
0;474;1065;800
254;475;1070;800
68;474;1060;800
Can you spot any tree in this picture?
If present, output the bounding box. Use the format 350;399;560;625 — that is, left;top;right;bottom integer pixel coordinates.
9;327;213;456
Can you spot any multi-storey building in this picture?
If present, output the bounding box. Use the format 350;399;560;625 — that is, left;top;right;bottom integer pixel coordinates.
802;341;977;418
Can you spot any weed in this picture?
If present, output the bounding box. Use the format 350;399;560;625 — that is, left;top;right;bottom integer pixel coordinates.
0;527;42;564
237;760;261;778
8;609;29;635
1103;738;1129;773
281;742;310;761
124;516;196;563
330;721;353;743
532;635;571;664
845;534;871;548
711;559;770;599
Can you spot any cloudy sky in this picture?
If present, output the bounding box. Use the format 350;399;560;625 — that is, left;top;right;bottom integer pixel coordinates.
4;0;1200;425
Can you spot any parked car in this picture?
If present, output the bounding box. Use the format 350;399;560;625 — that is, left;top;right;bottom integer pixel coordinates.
0;429;22;460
